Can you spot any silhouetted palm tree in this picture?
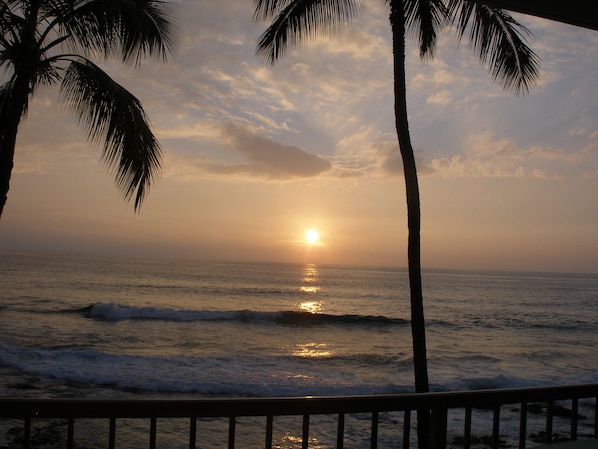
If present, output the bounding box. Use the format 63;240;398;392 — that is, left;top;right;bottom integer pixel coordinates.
0;0;176;220
254;0;539;446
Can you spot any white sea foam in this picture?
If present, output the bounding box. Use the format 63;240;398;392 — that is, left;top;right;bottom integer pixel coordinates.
0;343;408;397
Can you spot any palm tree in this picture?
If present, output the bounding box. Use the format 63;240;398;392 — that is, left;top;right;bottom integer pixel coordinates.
254;0;539;446
0;0;176;220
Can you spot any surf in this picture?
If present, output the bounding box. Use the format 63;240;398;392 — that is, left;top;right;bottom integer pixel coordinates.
86;302;409;327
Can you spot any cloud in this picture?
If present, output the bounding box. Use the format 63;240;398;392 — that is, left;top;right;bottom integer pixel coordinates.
530;169;563;180
425;131;597;180
375;142;402;176
581;130;598;155
428;155;526;179
426;90;451;105
583;141;598;155
219;123;332;178
12;141;94;174
362;141;436;178
464;132;571;162
18;1;596;187
528;146;565;159
166;122;332;181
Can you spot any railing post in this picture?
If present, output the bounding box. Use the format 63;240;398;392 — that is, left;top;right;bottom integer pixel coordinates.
302;414;309;449
430;408;447;449
189;416;197;449
464;407;472;449
571;398;578;440
228;416;236;449
337;413;345;449
403;410;411;449
519;402;528;449
492;405;501;449
67;417;74;449
150;417;157;449
266;415;273;449
23;417;31;449
371;411;379;449
546;401;554;444
109;418;116;449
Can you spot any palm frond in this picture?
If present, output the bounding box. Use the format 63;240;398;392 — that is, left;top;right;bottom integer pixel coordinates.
450;1;540;95
254;0;290;22
61;0;177;65
38;0;72;22
404;0;450;61
0;0;12;31
0;1;22;49
256;0;362;65
1;2;61;92
0;79;13;118
30;60;61;92
0;74;33;120
60;58;162;210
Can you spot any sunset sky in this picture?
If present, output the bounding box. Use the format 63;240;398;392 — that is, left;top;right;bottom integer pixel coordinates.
1;0;597;273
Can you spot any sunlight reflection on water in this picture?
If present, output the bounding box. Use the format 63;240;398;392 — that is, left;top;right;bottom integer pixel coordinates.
293;342;332;358
298;300;322;312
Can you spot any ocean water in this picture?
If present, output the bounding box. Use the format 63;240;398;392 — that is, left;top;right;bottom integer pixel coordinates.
1;250;597;447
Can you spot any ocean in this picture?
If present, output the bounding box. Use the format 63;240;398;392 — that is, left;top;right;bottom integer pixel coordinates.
1;250;597;447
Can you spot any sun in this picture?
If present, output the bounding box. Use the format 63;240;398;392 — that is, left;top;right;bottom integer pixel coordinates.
305;229;319;244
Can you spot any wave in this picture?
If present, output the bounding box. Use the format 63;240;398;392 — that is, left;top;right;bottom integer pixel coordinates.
3;343;596;399
85;303;408;327
0;343;413;397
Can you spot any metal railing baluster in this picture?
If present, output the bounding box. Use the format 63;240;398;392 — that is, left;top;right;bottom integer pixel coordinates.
228;416;236;449
302;414;309;449
337;412;345;449
492;405;500;449
109;417;116;449
518;402;527;449
571;398;579;440
67;417;74;449
150;417;157;449
402;410;411;449
371;411;379;449
464;406;472;449
23;417;31;449
266;415;273;449
190;416;197;449
546;401;554;444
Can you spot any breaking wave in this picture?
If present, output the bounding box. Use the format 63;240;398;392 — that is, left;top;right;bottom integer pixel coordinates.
84;303;408;327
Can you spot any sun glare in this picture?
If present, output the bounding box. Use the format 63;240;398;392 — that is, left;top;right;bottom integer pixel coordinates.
305;229;319;244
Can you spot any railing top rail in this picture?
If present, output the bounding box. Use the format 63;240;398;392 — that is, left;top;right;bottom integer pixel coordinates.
2;383;597;419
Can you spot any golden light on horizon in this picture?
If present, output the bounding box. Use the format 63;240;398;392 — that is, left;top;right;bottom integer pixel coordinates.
305;229;319;244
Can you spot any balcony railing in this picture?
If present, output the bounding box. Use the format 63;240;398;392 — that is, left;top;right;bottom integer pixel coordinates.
1;383;597;449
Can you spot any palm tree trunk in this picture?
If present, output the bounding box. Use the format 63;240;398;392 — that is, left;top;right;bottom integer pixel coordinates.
389;1;430;447
0;76;30;220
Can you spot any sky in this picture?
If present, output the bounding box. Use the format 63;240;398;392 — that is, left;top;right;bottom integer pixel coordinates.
1;0;597;273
